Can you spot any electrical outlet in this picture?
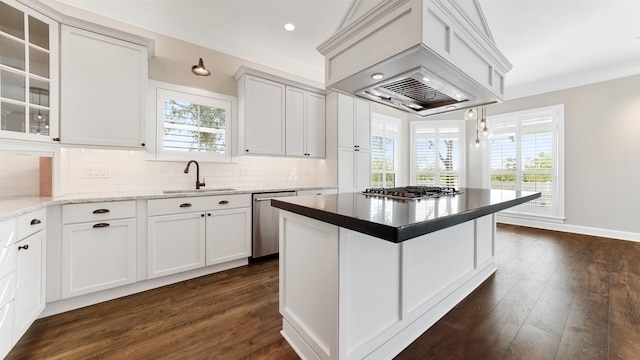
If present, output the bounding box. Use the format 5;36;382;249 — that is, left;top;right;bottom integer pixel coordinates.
85;166;109;178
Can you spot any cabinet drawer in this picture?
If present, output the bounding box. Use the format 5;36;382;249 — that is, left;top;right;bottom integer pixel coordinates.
0;272;16;309
148;194;251;216
17;208;46;240
0;218;17;249
62;201;136;224
0;247;16;280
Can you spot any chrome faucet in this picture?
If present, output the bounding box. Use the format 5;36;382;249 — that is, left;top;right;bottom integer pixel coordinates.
184;160;205;189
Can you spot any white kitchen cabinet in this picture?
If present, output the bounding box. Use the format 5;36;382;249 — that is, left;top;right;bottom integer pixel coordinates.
285;86;326;157
339;147;371;193
147;211;206;279
0;217;17;360
236;74;286;155
336;93;371;193
206;207;251;266
61;201;137;298
147;194;251;279
337;93;371;151
13;208;46;342
0;0;59;143
60;25;147;147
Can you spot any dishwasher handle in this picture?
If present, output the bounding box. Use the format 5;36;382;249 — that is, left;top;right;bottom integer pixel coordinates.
254;197;278;202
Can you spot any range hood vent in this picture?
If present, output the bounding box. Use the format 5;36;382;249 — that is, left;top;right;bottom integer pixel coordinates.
318;0;512;117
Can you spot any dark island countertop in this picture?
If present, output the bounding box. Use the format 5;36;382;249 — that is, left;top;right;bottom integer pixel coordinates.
271;188;541;243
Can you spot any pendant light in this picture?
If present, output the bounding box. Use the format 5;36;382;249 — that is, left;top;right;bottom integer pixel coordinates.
468;107;485;151
478;107;493;139
191;58;211;76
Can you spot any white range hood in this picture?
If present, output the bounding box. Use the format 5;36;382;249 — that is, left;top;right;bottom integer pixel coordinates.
317;0;512;117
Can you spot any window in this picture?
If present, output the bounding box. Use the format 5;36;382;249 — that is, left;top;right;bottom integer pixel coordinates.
148;81;236;162
371;114;399;187
485;104;564;219
410;121;465;187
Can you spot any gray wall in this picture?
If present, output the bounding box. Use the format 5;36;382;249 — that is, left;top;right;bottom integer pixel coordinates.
430;75;640;235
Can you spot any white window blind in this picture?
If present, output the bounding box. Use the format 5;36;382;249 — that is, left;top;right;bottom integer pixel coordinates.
371;114;399;187
487;105;564;219
410;121;464;187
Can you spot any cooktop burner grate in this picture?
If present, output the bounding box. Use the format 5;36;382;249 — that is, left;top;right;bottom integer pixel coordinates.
362;186;462;200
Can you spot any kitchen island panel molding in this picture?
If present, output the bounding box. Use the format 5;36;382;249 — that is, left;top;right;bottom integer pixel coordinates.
279;209;499;360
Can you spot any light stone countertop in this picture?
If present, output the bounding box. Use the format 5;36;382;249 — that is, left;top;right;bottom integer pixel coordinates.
0;186;335;221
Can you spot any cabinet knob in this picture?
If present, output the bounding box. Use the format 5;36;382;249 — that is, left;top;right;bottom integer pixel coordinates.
141;143;146;147
53;137;60;142
30;219;41;225
201;213;205;217
93;223;110;228
207;213;211;216
18;245;29;250
179;203;192;208
92;209;110;214
245;149;250;152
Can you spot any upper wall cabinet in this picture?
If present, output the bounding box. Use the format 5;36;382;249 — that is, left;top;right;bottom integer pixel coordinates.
285;86;325;157
60;25;148;148
0;0;59;143
234;66;325;157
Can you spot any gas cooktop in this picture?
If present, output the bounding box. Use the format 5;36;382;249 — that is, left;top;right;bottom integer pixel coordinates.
362;186;462;200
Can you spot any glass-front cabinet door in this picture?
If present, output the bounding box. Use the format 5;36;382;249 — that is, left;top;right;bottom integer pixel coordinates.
0;0;59;142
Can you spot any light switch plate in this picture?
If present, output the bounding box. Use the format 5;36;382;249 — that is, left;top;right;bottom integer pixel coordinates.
85;166;109;178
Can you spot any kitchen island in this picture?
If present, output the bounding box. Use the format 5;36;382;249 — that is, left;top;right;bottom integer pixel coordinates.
271;188;540;360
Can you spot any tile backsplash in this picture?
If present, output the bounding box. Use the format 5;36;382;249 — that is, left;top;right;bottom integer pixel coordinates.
0;154;41;197
58;147;324;195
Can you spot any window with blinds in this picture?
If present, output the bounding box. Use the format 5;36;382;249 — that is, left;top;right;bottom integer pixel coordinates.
371;114;399;187
486;104;564;218
410;121;464;188
153;85;234;162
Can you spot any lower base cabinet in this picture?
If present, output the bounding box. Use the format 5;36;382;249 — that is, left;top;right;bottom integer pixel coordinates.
61;219;136;298
206;207;251;266
147;212;206;279
147;194;252;279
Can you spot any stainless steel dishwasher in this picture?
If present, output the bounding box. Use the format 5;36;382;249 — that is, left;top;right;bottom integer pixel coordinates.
252;191;296;258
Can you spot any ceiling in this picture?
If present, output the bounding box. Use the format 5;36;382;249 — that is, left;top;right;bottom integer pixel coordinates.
50;0;640;98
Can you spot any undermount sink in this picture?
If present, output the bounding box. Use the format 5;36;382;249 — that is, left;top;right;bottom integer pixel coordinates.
163;188;236;194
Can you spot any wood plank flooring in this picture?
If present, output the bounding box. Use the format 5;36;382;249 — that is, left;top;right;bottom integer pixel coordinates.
7;225;640;359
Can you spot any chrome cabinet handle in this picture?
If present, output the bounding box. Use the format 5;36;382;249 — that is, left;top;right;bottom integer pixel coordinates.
30;219;41;225
179;203;192;208
93;223;110;228
92;209;110;214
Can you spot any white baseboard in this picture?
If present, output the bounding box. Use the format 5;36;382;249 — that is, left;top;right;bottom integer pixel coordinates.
496;215;640;243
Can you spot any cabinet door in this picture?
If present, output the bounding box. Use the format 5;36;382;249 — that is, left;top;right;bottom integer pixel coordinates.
0;0;59;142
305;92;325;157
285;86;305;156
0;302;13;360
337;93;355;148
354;98;371;151
355;149;372;192
338;148;355;193
206;207;251;266
60;25;147;147
147;212;205;279
61;219;136;298
14;230;45;341
242;75;285;155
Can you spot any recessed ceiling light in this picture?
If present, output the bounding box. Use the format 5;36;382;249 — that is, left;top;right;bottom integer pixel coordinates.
284;23;295;31
372;73;384;80
446;106;457;110
423;77;430;82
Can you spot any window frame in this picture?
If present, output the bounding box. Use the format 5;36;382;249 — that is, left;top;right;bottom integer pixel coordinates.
370;113;400;187
410;120;466;188
147;80;236;162
483;104;565;221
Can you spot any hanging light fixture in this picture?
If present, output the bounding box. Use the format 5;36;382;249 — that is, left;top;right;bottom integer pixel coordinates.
191;58;211;76
467;107;485;151
478;106;493;139
30;87;48;135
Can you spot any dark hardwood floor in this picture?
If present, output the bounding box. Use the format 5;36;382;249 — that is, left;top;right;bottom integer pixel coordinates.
7;225;640;359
